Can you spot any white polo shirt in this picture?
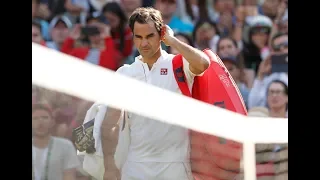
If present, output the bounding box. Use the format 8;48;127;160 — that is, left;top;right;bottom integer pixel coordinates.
116;50;198;163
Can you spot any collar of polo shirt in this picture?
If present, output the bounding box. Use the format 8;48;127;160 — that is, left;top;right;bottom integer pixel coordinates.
135;50;169;67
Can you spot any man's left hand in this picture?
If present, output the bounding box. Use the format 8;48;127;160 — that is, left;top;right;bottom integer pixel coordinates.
161;25;175;46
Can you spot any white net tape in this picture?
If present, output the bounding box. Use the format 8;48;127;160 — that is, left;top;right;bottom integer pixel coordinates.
32;43;288;180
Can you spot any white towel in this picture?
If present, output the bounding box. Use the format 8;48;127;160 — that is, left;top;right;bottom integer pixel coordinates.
78;102;107;180
114;111;130;170
94;104;107;156
80;102;107;156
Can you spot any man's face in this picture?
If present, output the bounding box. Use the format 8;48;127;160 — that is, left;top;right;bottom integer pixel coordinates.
272;35;288;53
155;0;177;19
122;0;142;13
133;21;161;59
218;38;238;57
267;82;288;109
32;25;43;44
32;109;54;137
51;21;69;44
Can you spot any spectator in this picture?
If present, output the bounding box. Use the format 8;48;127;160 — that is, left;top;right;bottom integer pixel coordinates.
32;20;46;46
242;15;273;72
46;15;73;51
168;33;194;55
154;0;194;34
211;0;237;22
216;11;235;37
266;80;288;117
221;56;250;108
270;32;288;54
39;0;67;21
102;2;133;65
89;0;121;12
32;86;90;146
121;0;143;18
258;0;282;20
35;0;52;21
247;106;269;117
213;0;238;36
248;106;288;180
61;22;120;71
32;86;51;105
217;37;250;108
86;15;101;25
216;36;240;58
232;5;259;49
278;11;288;34
216;35;255;87
268;0;287;45
36;88;79;138
183;0;210;24
248;32;288;108
32;103;80;180
32;0;50;40
64;0;121;24
64;0;90;24
192;19;220;52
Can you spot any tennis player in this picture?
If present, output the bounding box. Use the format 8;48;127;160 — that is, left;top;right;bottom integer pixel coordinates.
101;7;210;180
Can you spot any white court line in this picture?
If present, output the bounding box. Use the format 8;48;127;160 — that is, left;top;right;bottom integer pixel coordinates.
32;43;288;143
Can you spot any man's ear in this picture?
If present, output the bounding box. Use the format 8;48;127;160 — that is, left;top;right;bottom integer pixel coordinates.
160;25;166;41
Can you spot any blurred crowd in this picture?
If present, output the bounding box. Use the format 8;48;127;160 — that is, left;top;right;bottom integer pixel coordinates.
32;0;288;179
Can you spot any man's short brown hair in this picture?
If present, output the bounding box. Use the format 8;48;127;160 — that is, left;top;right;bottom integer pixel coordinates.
128;7;164;35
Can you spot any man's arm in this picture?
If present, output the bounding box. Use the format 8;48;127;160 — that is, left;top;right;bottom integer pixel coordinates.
63;168;77;180
170;37;210;75
162;25;210;75
101;107;122;175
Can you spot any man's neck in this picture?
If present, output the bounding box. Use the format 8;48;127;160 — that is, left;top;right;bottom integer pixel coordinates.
142;49;162;70
270;107;287;118
33;135;51;149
